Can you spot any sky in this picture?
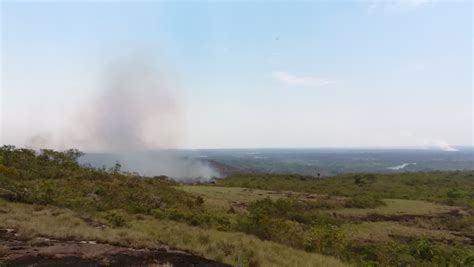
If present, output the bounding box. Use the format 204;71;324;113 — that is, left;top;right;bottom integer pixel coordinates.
0;1;472;150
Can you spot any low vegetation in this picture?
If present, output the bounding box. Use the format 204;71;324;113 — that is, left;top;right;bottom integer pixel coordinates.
1;146;473;266
0;146;344;266
217;172;474;208
0;199;343;267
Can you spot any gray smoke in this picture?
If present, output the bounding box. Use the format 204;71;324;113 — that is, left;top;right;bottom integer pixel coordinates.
81;151;219;182
76;56;219;180
89;57;180;150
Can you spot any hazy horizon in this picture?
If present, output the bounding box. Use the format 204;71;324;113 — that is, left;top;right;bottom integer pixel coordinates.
79;145;474;153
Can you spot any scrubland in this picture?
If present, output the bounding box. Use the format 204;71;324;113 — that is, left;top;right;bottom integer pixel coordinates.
0;146;473;266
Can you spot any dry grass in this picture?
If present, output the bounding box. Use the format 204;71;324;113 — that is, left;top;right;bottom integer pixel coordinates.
0;199;347;267
328;199;456;216
341;221;468;243
177;185;284;211
177;185;332;211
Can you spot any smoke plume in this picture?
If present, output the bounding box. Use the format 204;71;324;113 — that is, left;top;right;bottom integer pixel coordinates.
87;57;180;151
423;139;459;152
74;55;219;180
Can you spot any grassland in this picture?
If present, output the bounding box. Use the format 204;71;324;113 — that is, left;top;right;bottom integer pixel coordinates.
182;174;474;265
0;146;346;266
329;198;457;216
217;172;474;208
0;199;344;267
178;185;290;211
0;146;473;266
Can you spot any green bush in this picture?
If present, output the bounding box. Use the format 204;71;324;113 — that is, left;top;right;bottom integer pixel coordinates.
104;210;128;227
303;225;346;255
2;146;474;266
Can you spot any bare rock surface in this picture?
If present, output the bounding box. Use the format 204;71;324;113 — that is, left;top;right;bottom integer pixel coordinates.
0;229;230;267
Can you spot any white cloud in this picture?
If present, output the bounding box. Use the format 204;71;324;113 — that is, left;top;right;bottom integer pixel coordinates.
423;139;459;152
273;71;334;88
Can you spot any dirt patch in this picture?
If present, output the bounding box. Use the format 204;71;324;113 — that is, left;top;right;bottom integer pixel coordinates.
341;209;465;223
0;229;229;267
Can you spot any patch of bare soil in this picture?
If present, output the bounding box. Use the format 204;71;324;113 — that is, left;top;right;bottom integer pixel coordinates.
341;209;474;246
342;209;466;222
0;229;230;267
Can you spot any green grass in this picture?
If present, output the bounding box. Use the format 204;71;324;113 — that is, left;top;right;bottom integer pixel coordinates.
0;199;347;267
1;147;473;266
329;199;457;216
217;172;474;207
179;185;459;217
178;185;348;211
178;185;286;211
341;221;468;243
178;183;474;265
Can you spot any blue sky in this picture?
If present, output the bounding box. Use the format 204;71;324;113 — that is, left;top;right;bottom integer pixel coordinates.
1;1;472;150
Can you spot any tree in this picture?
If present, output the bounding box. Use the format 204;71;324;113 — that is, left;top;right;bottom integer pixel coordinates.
112;161;122;173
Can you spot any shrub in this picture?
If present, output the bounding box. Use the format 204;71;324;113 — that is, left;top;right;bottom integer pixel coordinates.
195;196;204;206
238;214;304;247
408;238;437;261
0;165;19;177
303;225;346;255
104;210;128;227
